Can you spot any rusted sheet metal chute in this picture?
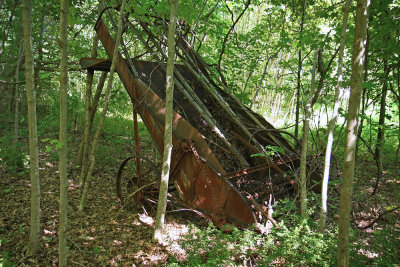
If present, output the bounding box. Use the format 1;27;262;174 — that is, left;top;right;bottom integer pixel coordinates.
86;18;258;227
80;9;303;227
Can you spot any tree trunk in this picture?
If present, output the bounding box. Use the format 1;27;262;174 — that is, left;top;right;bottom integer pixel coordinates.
76;3;101;172
337;0;369;265
395;70;400;162
58;0;69;265
153;0;178;243
22;0;41;256
13;45;24;149
34;15;47;95
89;72;107;125
294;0;306;140
396;102;400;162
299;49;318;217
318;0;351;233
79;71;107;184
372;62;389;195
79;0;126;211
76;71;94;171
356;31;369;161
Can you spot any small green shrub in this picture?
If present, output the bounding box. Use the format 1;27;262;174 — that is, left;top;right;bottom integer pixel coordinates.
0;251;15;267
171;224;262;266
0;144;26;175
172;215;339;266
261;221;337;266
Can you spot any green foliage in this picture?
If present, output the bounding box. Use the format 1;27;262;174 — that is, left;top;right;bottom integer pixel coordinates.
260;222;337;266
0;250;15;267
0;142;27;175
93;246;101;254
251;145;285;158
170;224;260;266
0;226;16;267
350;227;400;267
41;138;64;152
171;218;338;266
371;228;400;266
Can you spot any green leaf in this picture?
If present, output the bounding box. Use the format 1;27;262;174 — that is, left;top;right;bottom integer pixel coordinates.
93;246;100;254
50;139;58;145
251;152;266;157
67;14;79;27
40;72;52;79
55;142;63;150
362;81;374;89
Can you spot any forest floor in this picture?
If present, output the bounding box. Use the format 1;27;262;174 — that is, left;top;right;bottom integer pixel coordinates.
0;129;213;266
1;127;399;266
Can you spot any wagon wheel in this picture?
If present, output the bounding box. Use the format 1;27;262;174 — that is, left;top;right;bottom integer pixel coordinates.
116;155;161;206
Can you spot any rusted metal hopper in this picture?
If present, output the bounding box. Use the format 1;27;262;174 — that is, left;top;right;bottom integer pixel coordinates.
80;11;304;227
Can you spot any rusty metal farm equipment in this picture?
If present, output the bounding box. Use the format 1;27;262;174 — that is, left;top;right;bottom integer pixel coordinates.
80;6;315;227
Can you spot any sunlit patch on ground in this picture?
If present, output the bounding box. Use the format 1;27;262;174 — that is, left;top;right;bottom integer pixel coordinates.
138;213;154;226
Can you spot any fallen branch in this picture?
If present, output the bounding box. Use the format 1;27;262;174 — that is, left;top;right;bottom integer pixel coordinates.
249;197;280;228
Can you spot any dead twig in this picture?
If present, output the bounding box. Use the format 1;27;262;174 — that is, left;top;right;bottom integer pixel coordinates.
249;197;280;228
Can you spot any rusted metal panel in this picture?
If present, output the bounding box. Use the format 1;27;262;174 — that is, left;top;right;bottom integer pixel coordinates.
79;58;111;72
94;19;257;226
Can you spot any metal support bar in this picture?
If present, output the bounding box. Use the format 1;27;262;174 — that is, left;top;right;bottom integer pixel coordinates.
133;104;142;185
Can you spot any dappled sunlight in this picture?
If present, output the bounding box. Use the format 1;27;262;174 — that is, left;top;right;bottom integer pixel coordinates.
67;179;80;191
138;213;154;226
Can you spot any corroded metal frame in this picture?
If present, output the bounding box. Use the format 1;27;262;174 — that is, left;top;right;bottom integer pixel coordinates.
91;19;257;226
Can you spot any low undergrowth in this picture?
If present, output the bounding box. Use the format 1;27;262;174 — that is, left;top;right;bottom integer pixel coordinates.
169;198;399;266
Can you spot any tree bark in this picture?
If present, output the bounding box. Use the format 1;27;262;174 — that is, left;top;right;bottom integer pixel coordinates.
58;0;69;265
318;0;351;233
79;71;107;184
372;62;389;195
153;0;178;243
299;49;318;218
34;15;47;95
311;47;339;107
13;45;24;149
22;0;41;256
337;0;369;265
79;0;126;211
355;31;369;161
394;71;400;162
294;0;306;140
397;102;400;162
76;3;101;173
88;72;107;125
